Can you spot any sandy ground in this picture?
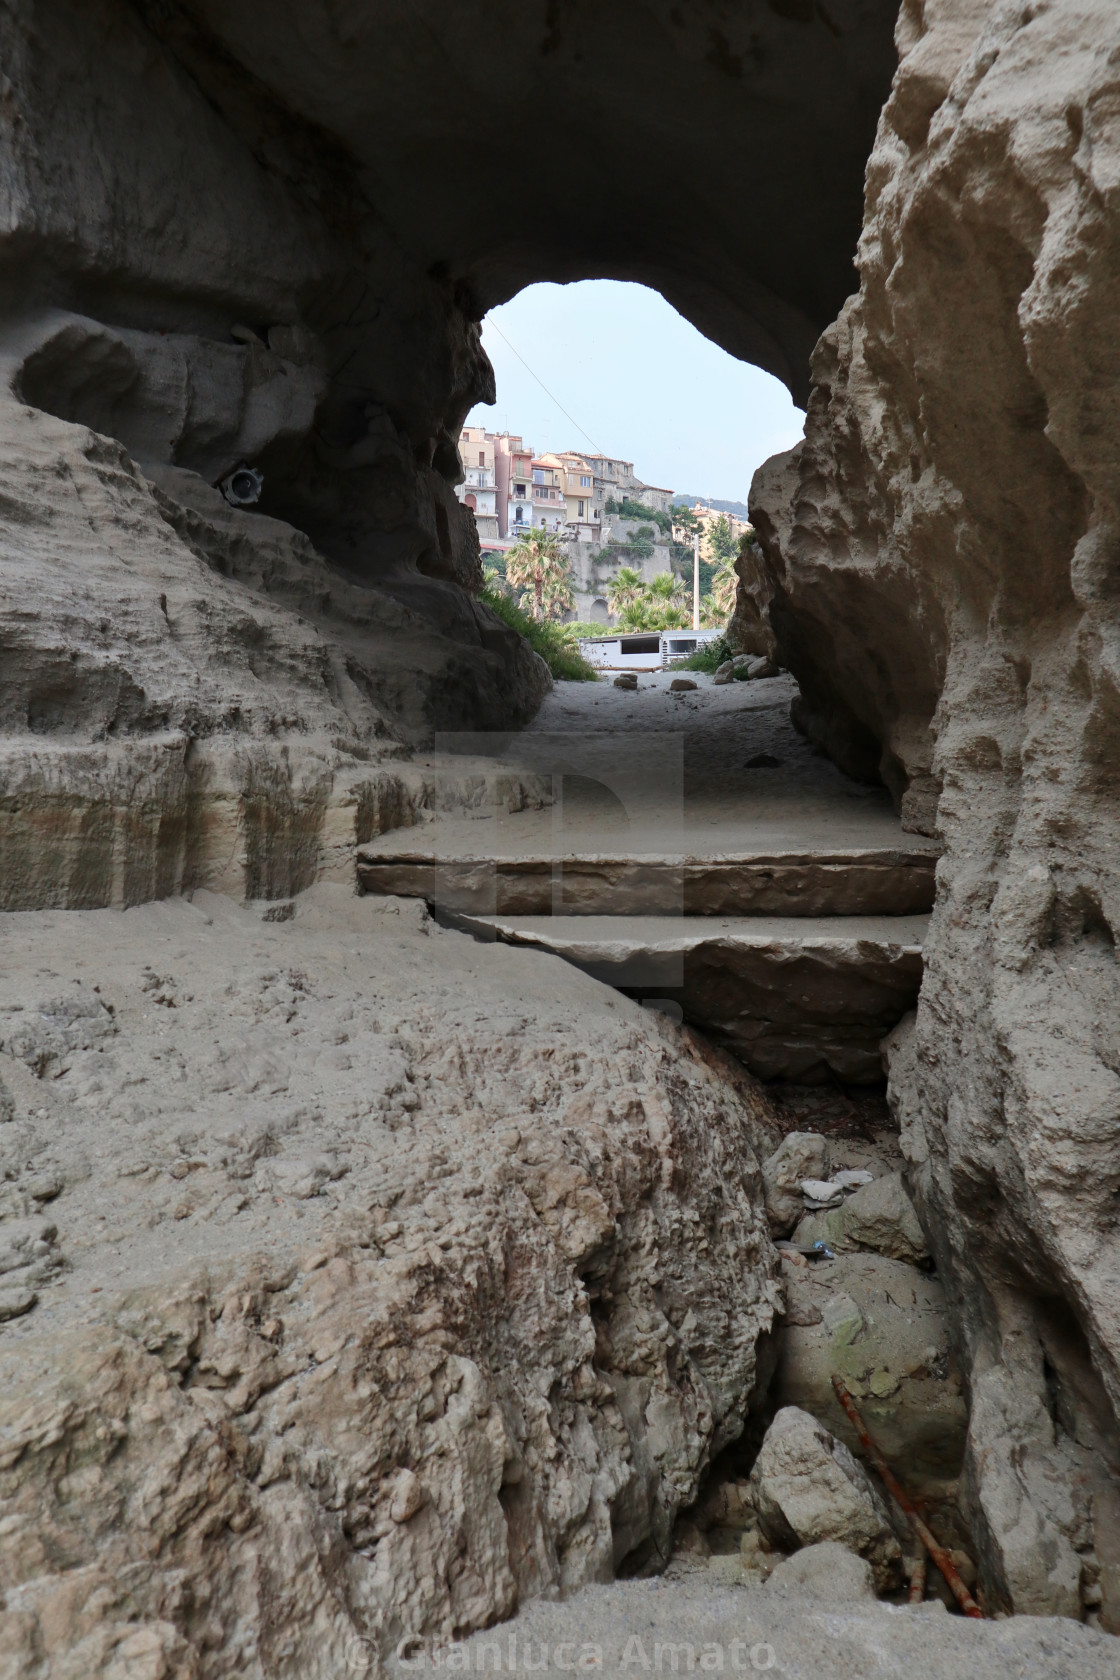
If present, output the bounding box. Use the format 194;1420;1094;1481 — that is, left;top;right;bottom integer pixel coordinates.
417;1575;1120;1680
384;673;933;860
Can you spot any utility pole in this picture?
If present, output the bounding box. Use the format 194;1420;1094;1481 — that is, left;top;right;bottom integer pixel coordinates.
693;532;701;631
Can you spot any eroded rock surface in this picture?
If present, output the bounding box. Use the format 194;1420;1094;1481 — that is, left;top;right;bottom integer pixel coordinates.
0;886;781;1675
742;0;1120;1625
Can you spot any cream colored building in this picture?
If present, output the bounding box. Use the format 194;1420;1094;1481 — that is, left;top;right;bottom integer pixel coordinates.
675;501;753;559
531;458;567;532
540;451;602;538
455;425;500;541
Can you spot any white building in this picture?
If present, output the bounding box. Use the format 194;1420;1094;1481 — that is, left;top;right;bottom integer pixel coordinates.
455;425;500;540
579;628;724;671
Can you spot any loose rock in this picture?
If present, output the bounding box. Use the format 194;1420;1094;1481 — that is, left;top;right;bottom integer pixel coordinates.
763;1132;831;1235
795;1172;928;1265
800;1178;844;1210
0;1284;37;1321
748;1405;902;1590
765;1539;878;1602
669;678;697;692
613;673;638;690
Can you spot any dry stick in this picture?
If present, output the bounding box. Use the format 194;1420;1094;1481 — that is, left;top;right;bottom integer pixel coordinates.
831;1374;983;1619
908;1554;927;1604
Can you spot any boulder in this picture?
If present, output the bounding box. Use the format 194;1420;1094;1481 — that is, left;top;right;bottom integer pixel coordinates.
0;884;782;1669
762;1132;831;1235
765;1539;878;1601
712;660;735;685
748;1405;902;1590
669;677;697;692
772;1252;967;1499
842;1173;929;1264
745;657;780;679
613;673;638;690
793;1171;929;1266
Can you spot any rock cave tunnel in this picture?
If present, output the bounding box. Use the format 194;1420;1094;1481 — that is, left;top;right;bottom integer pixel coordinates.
3;0;1120;1666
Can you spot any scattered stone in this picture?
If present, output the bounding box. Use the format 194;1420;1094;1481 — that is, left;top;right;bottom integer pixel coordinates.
765;1539;878;1602
842;1173;929;1264
0;1216;60;1279
0;990;116;1075
772;1251;967;1495
833;1168;874;1191
669;677;697;691
820;1291;865;1346
712;660;735;685
613;672;638;689
746;656;780;679
763;1132;831;1235
0;1285;38;1322
25;1171;62;1204
801;1178;844;1209
748;1405;902;1590
783;1302;823;1327
793;1171;929;1265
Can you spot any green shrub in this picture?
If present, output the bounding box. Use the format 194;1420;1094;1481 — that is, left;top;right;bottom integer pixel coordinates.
668;636;731;673
611;497;675;536
480;586;599;682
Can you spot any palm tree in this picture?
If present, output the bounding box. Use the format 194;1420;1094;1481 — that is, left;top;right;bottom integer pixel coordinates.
505;529;575;622
647;571;690;611
710;558;739;618
606;565;643;618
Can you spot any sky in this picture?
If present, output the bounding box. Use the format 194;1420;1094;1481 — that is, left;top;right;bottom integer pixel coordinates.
465;280;805;505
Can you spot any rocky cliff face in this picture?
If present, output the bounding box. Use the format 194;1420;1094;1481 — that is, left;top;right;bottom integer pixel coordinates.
747;0;1120;1626
0;0;898;908
0;0;558;905
0;888;780;1674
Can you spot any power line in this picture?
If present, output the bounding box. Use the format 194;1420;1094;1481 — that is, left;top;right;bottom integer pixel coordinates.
485;318;606;457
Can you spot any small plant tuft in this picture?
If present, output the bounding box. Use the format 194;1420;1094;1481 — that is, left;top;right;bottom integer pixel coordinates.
480;585;599;682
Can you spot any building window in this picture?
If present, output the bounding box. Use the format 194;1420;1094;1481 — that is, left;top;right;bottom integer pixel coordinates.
580;475;590;487
578;501;585;517
478;451;485;467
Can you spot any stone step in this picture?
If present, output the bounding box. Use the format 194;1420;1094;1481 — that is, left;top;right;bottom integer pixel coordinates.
444;912;928;1085
356;846;937;918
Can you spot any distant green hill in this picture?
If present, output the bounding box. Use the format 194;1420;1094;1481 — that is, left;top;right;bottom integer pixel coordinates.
672;495;750;518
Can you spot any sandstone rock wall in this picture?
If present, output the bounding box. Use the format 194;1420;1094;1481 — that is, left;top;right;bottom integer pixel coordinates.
747;0;1120;1625
0;0;550;896
0;0;906;909
0;888;781;1674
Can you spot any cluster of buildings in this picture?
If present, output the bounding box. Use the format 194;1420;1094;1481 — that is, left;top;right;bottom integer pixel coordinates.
455;426;675;547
